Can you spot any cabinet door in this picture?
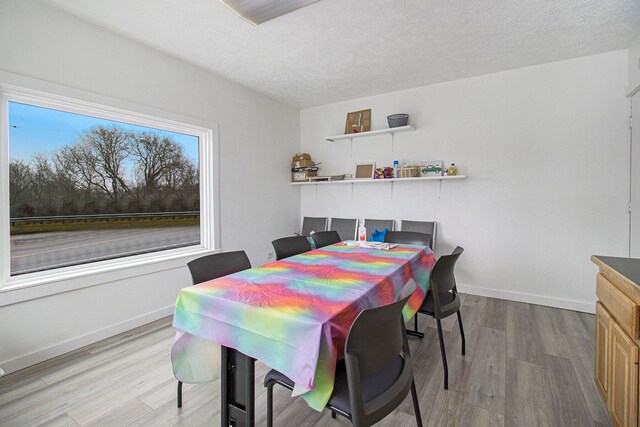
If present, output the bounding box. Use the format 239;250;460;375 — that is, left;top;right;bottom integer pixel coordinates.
595;302;611;400
608;320;639;427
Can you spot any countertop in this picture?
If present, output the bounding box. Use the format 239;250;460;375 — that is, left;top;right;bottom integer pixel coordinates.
592;255;640;303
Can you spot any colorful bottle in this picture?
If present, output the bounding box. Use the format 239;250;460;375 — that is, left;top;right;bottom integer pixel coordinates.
448;163;457;176
358;222;367;241
393;160;399;178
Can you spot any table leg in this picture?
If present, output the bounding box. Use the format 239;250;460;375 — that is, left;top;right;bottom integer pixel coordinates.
221;346;255;427
407;330;425;338
407;315;425;339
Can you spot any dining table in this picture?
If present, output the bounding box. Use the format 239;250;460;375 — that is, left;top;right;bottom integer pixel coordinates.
171;242;435;426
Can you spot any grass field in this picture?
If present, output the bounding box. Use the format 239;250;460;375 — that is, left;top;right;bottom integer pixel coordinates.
10;218;200;235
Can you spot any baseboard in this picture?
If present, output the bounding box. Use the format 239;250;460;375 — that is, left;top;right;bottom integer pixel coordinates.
0;286;596;375
1;305;174;375
457;284;595;314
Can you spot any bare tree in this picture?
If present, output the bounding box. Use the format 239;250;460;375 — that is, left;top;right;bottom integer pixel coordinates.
53;150;80;190
11;125;199;217
175;158;199;191
61;126;130;202
89;126;130;201
30;154;58;215
9;160;33;213
52;152;81;213
128;132;183;193
58;144;99;195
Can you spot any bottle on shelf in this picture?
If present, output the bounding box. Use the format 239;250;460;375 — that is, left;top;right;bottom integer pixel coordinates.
448;163;457;176
393;160;399;178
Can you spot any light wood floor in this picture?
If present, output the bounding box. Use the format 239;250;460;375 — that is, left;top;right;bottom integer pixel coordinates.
0;294;611;426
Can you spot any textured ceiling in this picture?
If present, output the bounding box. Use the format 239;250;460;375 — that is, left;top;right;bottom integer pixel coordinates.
41;0;640;108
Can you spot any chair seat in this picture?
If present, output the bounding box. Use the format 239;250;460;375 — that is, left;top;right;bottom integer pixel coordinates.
419;291;456;316
264;356;404;414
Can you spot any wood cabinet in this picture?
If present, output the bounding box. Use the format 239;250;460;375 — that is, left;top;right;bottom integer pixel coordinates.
609;320;639;427
595;302;611;400
592;256;640;427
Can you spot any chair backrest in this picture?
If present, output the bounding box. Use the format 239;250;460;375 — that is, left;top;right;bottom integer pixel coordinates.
344;280;417;426
401;220;436;249
301;216;328;236
311;230;341;249
329;217;358;241
363;219;395;240
187;250;251;285
272;236;312;260
384;231;431;247
430;246;464;318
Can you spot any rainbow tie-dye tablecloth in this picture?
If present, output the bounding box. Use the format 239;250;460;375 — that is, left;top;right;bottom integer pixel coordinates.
171;243;435;410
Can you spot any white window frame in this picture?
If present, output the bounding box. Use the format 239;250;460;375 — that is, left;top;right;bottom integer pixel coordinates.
0;73;220;305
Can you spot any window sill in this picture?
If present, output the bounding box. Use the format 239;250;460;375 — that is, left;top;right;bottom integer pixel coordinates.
0;245;219;307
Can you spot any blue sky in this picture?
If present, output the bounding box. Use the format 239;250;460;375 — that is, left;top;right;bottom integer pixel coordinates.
8;101;199;163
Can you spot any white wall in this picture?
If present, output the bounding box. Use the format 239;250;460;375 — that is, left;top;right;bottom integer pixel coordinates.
300;50;629;313
629;33;640;94
0;1;300;373
632;93;640;258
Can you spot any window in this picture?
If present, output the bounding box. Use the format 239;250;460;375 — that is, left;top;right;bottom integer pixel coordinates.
0;83;217;291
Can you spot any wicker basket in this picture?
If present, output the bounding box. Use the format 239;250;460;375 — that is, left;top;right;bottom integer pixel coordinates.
396;166;419;178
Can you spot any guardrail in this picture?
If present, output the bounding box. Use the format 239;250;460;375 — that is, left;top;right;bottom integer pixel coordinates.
10;211;200;226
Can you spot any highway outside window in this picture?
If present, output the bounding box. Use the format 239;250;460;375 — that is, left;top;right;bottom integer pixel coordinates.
7;100;202;277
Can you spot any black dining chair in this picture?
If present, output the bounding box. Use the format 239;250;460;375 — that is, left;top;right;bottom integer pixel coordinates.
329;217;359;241
178;250;252;408
272;236;312;260
311;230;341;249
300;216;328;236
264;281;423;427
384;231;432;247
363;218;395;240
401;220;436;250
384;231;432;338
415;246;465;390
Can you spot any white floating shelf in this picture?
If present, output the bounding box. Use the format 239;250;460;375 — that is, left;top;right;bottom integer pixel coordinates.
291;175;467;186
324;125;415;142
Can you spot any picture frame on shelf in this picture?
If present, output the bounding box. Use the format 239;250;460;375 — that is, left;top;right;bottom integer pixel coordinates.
345;109;371;134
420;160;444;177
355;162;376;179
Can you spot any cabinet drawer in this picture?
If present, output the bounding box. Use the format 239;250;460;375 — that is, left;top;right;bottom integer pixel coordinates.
596;273;640;341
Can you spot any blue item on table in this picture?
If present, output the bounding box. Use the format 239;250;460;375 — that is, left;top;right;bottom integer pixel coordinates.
370;228;389;242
